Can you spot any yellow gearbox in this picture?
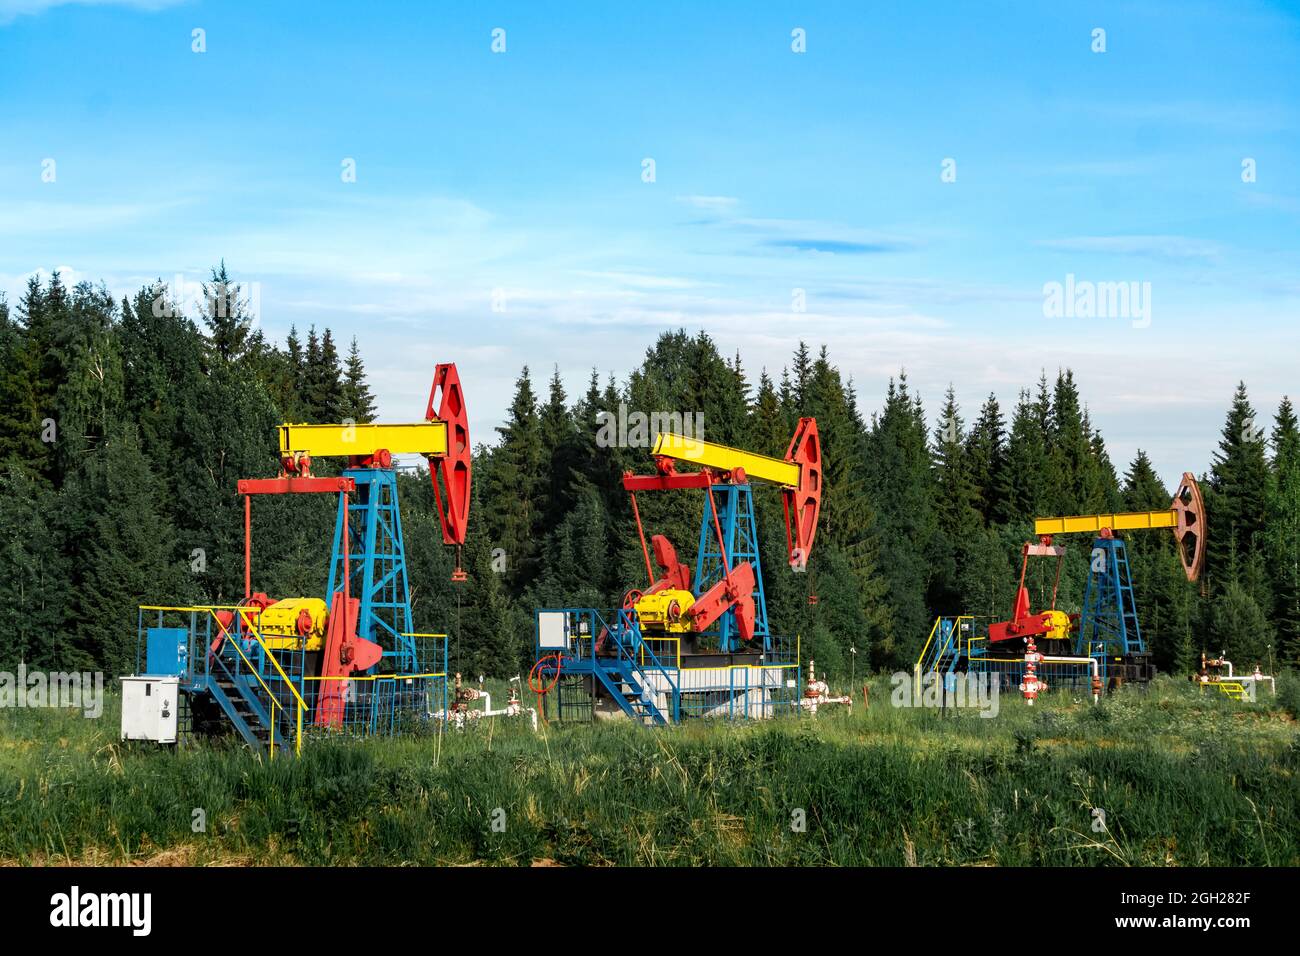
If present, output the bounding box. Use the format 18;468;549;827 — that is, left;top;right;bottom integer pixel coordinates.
633;589;696;633
257;597;329;651
1043;609;1072;642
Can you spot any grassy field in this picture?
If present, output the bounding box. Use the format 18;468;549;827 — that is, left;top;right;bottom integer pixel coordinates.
2;674;1298;866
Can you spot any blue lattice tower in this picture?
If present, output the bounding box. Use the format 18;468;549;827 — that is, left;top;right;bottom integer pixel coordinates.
693;482;770;653
1075;536;1144;658
326;467;417;672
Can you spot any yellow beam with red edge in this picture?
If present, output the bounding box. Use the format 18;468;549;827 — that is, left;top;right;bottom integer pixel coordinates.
652;433;800;487
1033;509;1177;536
277;421;448;459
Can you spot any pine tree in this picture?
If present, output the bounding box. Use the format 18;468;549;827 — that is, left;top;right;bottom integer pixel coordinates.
1208;383;1271;585
791;342;812;413
1049;370;1097;514
62;424;190;671
751;369;787;457
999;389;1050;525
799;347;892;665
965;392;1007;524
0;280;48;467
864;372;934;667
933;385;981;541
929;386;981;615
201;262;255;364
0;465;68;668
342;337;377;423
484;367;545;590
538;366;579;533
1266;396;1300;665
311;328;344;421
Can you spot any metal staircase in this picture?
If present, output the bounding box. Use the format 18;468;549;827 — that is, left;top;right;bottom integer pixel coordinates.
137;606;307;758
593;610;677;725
198;632;298;755
914;616;970;695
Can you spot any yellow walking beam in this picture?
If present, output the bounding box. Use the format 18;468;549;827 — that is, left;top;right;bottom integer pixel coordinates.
653;433;800;487
279;421;448;459
1034;509;1177;537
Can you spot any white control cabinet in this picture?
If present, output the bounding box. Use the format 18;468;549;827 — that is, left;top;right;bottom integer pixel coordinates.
120;676;180;744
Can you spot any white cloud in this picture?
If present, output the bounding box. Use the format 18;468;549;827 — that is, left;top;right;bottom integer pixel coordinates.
0;199;191;235
0;0;183;23
675;195;740;213
1035;235;1223;262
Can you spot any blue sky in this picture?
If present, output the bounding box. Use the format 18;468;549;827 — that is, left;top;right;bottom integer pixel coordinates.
2;0;1298;485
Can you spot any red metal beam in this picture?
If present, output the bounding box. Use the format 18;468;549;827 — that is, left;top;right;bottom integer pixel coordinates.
237;476;356;495
622;471;716;491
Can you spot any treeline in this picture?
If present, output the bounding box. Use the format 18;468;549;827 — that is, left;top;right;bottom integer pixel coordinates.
470;330;1300;678
0;268;380;672
1;273;1296;681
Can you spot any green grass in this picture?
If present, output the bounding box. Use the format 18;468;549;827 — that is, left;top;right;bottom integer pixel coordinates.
1;674;1297;866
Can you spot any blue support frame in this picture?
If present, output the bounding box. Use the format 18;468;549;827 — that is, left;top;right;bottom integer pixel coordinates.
694;482;770;653
1075;537;1144;657
325;467;417;672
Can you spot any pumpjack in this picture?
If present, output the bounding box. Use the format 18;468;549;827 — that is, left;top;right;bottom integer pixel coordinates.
619;420;822;657
531;420;822;724
988;472;1205;683
229;363;472;726
124;362;473;760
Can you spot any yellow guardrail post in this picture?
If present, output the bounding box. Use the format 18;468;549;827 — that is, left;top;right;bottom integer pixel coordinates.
201;607;308;758
915;617;941;698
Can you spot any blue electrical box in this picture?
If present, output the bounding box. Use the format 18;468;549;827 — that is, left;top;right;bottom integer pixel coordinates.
145;627;189;677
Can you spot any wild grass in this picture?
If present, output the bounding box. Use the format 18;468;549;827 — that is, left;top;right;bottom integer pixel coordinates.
1;674;1296;866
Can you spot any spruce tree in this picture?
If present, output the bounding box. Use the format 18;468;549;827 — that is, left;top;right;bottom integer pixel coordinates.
999;389;1050;525
751;369;787;457
538;366;579;533
1266;396;1300;665
0;465;68;668
342;336;377;423
965;392;1007;524
864;373;935;667
1208;383;1271;584
484;367;545;590
201;262;255;364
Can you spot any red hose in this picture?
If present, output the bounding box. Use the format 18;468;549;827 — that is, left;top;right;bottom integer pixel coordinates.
529;653;562;694
529;653;563;726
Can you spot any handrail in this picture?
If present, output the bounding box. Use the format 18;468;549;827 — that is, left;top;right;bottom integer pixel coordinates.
302;672;447;681
139;604;266;613
606;608;679;720
615;609;678;689
914;616;943;698
640;635;682;669
206;639;285;757
200;607;305;758
914;615;976;697
205;608;308;712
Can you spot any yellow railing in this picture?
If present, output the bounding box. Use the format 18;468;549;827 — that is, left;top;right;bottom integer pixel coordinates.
139;614;457;754
913;617;944;696
640;636;682;669
914;616;976;697
141;603;305;757
302;672;447;682
201;607;307;758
